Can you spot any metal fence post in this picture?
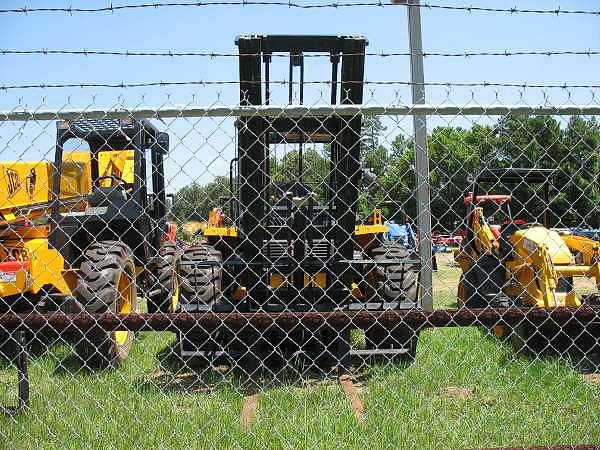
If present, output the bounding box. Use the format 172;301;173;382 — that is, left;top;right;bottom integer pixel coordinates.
16;330;30;411
407;0;433;311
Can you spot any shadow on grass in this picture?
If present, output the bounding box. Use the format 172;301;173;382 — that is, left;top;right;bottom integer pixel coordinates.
0;331;128;377
139;340;416;397
482;324;600;374
0;405;28;418
0;330;72;370
52;352;109;377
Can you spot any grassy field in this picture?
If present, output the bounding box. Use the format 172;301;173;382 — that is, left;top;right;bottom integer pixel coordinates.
2;254;600;448
432;252;461;309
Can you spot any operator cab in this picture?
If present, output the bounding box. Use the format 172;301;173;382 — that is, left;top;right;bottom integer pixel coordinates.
50;118;170;266
465;168;556;258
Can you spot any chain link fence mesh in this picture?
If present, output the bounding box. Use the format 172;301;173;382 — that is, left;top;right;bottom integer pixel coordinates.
0;22;599;450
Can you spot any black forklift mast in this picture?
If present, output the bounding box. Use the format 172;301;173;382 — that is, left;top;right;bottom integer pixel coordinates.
235;35;367;300
51;118;170;263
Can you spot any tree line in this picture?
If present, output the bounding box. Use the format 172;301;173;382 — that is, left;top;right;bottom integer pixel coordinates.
172;115;600;231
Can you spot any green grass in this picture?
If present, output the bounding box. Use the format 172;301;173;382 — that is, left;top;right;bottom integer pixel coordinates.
2;255;599;448
433;251;461;309
2;328;600;449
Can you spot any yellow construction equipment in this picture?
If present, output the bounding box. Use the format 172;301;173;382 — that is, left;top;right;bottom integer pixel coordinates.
455;168;600;355
181;220;208;241
0;150;133;225
0;151;132;298
0;119;179;367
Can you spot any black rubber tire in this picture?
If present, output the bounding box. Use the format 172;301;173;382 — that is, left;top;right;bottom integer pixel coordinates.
372;243;419;303
147;241;180;313
176;245;224;361
368;243;420;364
74;240;137;368
179;244;223;305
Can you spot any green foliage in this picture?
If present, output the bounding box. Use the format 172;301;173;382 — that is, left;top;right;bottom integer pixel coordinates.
270;147;329;201
487;115;600;228
171;175;230;222
171;116;600;229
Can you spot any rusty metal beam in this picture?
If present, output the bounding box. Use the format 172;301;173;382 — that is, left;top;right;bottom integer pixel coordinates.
1;307;599;333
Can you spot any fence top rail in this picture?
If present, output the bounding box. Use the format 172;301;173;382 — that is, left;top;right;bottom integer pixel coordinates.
1;104;599;122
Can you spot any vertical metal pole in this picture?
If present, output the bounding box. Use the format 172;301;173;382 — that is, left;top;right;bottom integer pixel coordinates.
16;330;30;411
408;1;433;311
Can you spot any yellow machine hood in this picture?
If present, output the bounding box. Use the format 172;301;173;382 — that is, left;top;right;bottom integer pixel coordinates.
510;226;573;265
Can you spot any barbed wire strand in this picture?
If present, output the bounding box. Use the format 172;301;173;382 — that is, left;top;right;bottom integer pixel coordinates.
2;2;599;16
1;49;598;58
2;80;599;90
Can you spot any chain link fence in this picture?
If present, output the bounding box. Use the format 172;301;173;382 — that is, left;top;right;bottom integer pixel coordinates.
1;6;600;448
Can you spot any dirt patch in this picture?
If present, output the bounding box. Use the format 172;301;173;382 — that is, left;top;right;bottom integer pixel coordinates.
149;370;215;393
439;386;475;400
480;395;496;406
584;373;600;385
240;390;259;433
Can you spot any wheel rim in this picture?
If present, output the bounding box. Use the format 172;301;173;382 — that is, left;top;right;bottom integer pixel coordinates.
493;324;506;339
170;271;180;312
457;278;465;307
114;271;133;346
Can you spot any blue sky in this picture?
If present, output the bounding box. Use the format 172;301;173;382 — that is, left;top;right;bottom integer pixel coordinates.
0;0;599;189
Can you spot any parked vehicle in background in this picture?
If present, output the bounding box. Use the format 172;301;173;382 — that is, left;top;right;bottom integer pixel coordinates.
570;227;600;241
432;231;463;249
383;221;417;252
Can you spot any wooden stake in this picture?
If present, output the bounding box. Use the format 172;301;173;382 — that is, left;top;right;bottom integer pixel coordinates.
240;390;260;433
339;374;365;424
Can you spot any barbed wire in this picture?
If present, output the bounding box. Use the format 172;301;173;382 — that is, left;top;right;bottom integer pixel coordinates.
1;49;598;58
2;1;599;16
2;80;599;91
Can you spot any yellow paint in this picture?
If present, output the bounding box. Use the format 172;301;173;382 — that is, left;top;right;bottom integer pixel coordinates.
509;227;573;265
355;223;388;235
114;270;133;346
351;282;363;299
456;276;465;307
459;214;596;308
471;207;498;254
97;150;134;186
355;208;388;236
204;226;238;237
203;208;386;241
303;272;326;288
561;234;600;263
269;272;327;289
505;227;579;307
0;160;56;215
0;232;69;297
232;286;247;301
0;150;133;221
493;325;506;339
170;274;180;312
314;272;327;288
271;273;285;289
